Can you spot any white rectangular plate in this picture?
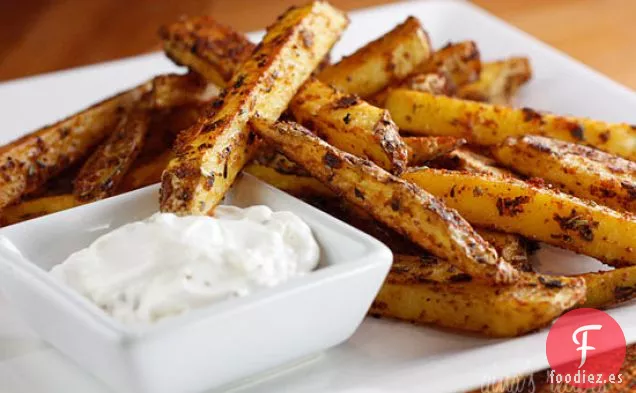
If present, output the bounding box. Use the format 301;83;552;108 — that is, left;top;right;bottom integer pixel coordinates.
0;1;634;392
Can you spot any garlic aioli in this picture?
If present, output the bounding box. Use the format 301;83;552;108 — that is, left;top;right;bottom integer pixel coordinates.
50;206;320;325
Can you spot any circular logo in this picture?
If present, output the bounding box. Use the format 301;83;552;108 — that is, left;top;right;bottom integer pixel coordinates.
546;308;626;388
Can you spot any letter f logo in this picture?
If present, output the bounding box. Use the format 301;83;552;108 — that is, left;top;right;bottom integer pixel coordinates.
572;324;602;368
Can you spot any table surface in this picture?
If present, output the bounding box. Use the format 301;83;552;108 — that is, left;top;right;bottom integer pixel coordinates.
1;0;634;392
1;0;635;89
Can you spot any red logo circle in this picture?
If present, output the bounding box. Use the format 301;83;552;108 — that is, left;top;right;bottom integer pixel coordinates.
546;308;626;388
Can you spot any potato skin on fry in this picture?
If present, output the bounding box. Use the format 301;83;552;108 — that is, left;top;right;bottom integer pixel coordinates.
161;14;408;174
371;255;585;337
74;103;151;203
386;89;636;160
492;135;636;213
0;83;150;210
403;168;636;266
318;16;432;98
160;2;348;214
580;266;636;309
250;118;519;284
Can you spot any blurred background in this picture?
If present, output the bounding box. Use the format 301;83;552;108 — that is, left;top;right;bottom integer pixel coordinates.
1;0;635;88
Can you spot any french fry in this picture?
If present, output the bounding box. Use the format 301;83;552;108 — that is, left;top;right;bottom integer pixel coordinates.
0;83;150;209
161;14;408;174
492;135;636;213
250;118;519;284
580;266;636;309
160;2;348;214
370;254;585;337
290;80;407;174
403;136;465;166
74;99;152;202
418;41;481;88
459;57;532;105
0;194;77;227
386;89;636;160
403;168;636;266
318;16;432;98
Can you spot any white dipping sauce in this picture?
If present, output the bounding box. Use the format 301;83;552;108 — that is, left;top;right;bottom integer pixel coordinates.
50;206;320;325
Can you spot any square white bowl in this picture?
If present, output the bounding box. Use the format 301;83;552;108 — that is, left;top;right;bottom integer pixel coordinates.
0;174;392;393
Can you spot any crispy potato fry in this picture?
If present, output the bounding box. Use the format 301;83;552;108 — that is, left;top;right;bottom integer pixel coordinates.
0;194;77;227
459;57;532;105
120;150;173;192
0;83;150;210
151;73;219;109
318;16;432;97
160;2;348;214
403;168;636;266
244;163;332;198
159;16;253;86
403;136;465;166
418;41;481;88
492;135;636;213
386;89;636;160
370;254;585;337
250;118;519;284
161;15;408;174
476;228;532;270
290;79;407;174
74;100;151;202
370;72;451;107
580;266;636;309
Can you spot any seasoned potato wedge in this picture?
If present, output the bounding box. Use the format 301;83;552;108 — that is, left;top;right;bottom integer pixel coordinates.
580;266;636;309
318;16;432;97
476;228;532;271
160;2;348;214
418;41;481;88
250;118;519;284
161;14;408;174
0;194;77;227
459;57;532;105
492;135;636;213
244;163;332;198
74;101;151;202
403;136;465;166
370;254;585;337
403;168;636;266
290;79;407;174
386;89;636;160
0;83;150;210
159;16;253;86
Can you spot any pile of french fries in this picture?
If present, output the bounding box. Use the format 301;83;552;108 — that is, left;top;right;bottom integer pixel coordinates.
1;1;634;338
